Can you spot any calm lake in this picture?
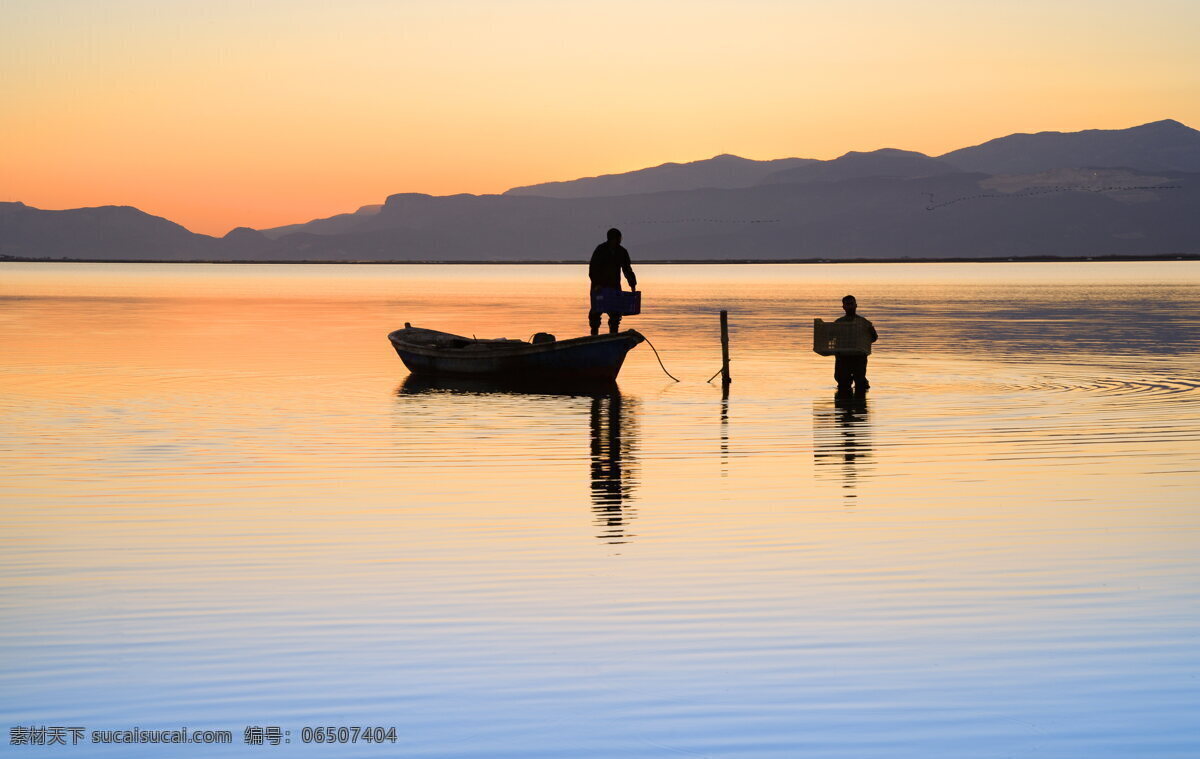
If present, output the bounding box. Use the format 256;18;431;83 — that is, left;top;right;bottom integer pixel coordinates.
2;261;1198;757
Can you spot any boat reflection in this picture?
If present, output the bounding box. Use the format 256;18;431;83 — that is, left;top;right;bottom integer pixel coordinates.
813;392;873;500
397;375;639;543
398;373;628;397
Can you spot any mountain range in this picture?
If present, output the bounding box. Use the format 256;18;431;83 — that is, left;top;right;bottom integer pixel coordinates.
3;119;1199;262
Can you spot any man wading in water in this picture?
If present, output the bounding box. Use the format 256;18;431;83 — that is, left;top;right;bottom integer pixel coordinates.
834;295;878;393
588;228;637;335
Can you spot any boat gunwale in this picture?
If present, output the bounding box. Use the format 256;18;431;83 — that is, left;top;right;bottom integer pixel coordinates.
388;328;644;359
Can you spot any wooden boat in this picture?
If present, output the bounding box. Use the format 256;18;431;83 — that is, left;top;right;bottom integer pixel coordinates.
388;324;644;383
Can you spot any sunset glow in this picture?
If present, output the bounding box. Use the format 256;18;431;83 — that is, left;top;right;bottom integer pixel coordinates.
3;0;1199;235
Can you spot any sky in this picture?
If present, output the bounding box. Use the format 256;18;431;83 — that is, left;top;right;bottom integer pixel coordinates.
2;0;1198;236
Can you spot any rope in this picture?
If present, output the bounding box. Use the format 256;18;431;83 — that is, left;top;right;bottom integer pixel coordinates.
641;334;680;382
705;366;724;384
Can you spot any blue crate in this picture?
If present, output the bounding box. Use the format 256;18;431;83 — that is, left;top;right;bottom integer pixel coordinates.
592;289;641;316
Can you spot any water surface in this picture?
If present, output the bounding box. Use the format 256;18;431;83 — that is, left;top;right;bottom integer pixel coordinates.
2;262;1198;757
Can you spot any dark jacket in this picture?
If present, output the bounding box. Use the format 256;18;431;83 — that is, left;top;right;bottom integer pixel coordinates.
835;313;878;342
589;242;636;292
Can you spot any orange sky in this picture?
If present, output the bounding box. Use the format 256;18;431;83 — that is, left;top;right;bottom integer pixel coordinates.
3;0;1198;236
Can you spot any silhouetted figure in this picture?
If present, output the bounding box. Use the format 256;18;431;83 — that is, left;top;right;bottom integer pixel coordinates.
834;295;878;394
588;228;637;335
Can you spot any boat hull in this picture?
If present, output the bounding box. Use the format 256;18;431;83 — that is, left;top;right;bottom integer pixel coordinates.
388;328;644;383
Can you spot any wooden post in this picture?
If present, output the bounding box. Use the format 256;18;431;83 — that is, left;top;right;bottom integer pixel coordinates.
720;310;731;387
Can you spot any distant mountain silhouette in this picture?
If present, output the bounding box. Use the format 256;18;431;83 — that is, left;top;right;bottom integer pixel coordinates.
261;203;382;239
760;148;959;184
0;202;217;260
504;154;816;198
940;119;1200;174
4;120;1198;262
221;226;289;258
231;169;1199;261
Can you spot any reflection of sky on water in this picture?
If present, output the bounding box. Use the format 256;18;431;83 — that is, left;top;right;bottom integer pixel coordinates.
2;261;1198;758
395;377;640;545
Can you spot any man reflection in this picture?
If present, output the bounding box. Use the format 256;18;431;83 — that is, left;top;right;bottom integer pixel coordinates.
813;393;872;498
590;391;638;543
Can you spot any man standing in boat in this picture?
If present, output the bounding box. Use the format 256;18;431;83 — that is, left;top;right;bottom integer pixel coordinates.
589;228;637;335
834;295;878;394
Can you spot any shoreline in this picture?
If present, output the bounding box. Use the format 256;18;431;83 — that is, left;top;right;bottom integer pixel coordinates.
1;254;1197;265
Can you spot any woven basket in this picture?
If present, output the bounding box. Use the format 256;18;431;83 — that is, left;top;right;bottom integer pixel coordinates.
813;318;872;356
